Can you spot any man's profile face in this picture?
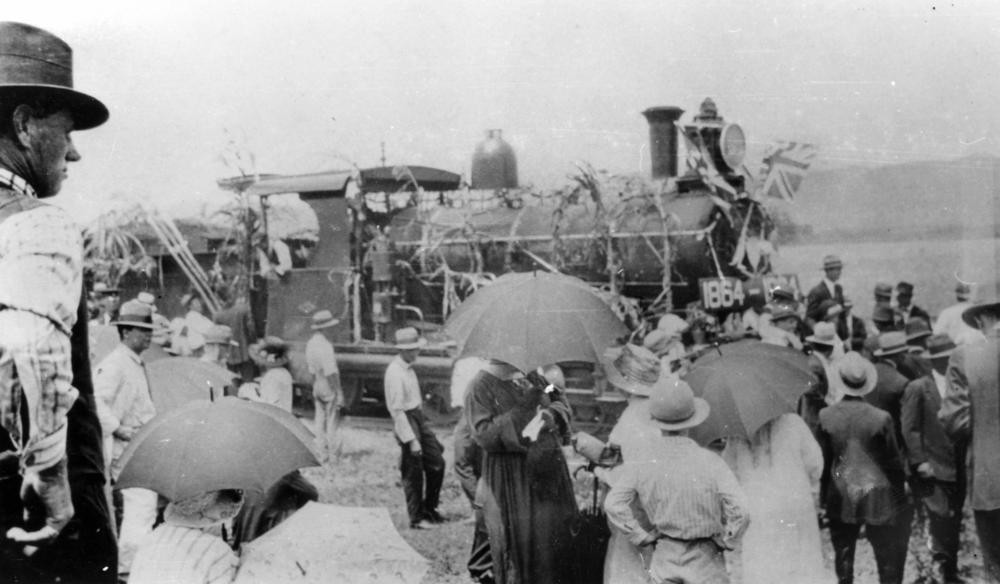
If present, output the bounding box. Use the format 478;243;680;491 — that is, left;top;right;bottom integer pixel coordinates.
401;348;420;364
824;267;842;282
22;109;80;198
124;327;152;353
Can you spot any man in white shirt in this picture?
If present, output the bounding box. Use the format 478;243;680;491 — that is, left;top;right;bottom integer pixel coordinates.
934;282;985;346
94;299;157;578
383;327;445;529
305;309;344;461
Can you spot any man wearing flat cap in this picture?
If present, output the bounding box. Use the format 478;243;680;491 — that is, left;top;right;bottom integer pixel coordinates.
806;254;846;328
940;296;1000;581
0;21;115;582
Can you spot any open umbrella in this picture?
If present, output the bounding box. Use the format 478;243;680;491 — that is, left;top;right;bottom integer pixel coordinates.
683;339;817;446
443;271;628;372
116;397;319;500
234;502;429;584
145;357;238;413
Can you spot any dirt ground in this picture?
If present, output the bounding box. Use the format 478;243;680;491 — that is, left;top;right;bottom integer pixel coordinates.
303;422;988;584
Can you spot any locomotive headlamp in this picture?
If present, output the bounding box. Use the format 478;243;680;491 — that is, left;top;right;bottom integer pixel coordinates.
719;123;746;170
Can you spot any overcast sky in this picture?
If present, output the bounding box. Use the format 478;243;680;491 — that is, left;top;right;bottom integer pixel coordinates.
9;0;1000;221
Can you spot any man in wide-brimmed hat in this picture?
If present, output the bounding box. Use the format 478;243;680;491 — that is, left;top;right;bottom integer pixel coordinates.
604;376;748;584
383;327;445;530
897;318;933;380
901;334;967;583
867;332;913;449
95;299;158;577
305;309;344;462
761;302;804;349
242;336;293;412
940;295;1000;580
818;352;910;584
806;254;846;327
0;21;114;581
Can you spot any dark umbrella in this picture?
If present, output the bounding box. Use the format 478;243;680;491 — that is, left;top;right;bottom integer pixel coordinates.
146;357;238;413
443;271;628;372
116;397;319;500
683;339;817;446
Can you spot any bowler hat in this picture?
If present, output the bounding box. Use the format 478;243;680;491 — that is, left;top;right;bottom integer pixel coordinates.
394;327;426;350
310;309;340;330
602;344;662;397
111;299;154;329
0;22;108;130
832;352;878;397
922;334;956;361
873;332;909;357
647;376;710;432
822;255;843;270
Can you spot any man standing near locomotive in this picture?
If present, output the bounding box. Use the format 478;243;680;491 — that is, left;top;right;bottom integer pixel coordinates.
384;327;445;530
305;309;345;461
0;21;117;582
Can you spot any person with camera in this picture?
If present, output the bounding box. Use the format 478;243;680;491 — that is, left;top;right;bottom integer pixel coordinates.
465;358;577;584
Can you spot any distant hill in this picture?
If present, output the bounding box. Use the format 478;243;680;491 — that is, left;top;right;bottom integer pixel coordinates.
779;154;999;243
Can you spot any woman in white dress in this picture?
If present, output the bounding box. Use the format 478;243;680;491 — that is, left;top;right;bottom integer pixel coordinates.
721;413;834;584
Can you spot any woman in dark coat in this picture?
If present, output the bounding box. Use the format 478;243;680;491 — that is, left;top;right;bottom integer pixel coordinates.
465;360;578;584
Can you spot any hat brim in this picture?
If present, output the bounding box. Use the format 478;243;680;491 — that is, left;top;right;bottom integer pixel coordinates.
922;348;954;360
833;358;878;397
396;338;427;350
905;331;932;342
600;350;655;397
650;397;710;431
110;319;154;330
873;346;908;357
310;319;341;330
805;336;838;347
0;85;109;131
962;301;1000;328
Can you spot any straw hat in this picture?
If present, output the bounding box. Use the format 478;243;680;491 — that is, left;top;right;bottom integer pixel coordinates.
805;322;839;347
874;331;909;357
601;344;662;397
822;255;843;270
310;309;341;330
163;489;244;529
111;300;154;329
874;282;893;300
647;376;710;432
394;327;426;350
0;22;109;130
922;334;956;361
904;318;932;342
831;352;878;397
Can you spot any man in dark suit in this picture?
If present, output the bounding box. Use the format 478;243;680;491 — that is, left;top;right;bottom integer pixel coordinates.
868;332;912;447
899;318;933;381
896;281;931;325
806;254;845;328
819;352;910;584
902;334;965;583
940;298;1000;582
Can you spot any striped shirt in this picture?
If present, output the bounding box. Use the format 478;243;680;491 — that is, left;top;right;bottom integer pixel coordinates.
128;524;238;584
605;435;749;549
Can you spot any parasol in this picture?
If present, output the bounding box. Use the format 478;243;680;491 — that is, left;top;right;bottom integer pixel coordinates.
145;357;238;413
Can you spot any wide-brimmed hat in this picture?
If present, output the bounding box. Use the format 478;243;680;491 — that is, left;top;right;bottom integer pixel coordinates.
874;282;893;300
767;302;799;322
873;331;909;357
163;489;244;529
904;318;932;342
0;22;108;130
806;321;840;347
822;255;843;271
136;291;157;307
394;327;426;350
249;336;289;367
310;309;341;330
602;344;662;397
647;376;710;431
111;299;154;329
962;300;1000;328
832;352;878;397
922;334;956;361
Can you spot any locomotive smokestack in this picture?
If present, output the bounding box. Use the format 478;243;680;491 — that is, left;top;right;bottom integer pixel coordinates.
641;106;685;179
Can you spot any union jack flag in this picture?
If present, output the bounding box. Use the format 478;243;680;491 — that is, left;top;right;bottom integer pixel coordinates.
757;142;817;202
